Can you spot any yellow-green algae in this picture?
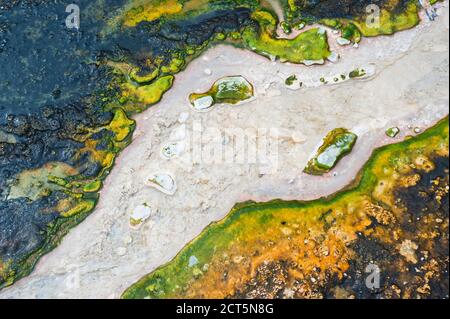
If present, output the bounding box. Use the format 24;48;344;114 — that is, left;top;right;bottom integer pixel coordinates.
285;74;298;86
122;118;449;299
130;68;160;85
83;180;103;193
9;192;99;289
109;109;135;142
284;0;421;39
27;60;162;223
304;128;358;176
124;0;183;27
121;75;174;113
7;162;79;201
349;68;367;78
189;76;254;109
241;10;331;64
108;0;184;29
0;260;15;287
386;127;401;138
60;198;97;218
107;60;175;113
107;0;260;33
320;20;362;43
351;1;421;37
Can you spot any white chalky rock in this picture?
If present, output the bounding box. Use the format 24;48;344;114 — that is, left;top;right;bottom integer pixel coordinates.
337;37;351;46
189;256;199;267
130;204;152;227
303;59;325;66
327;51;340;63
204;68;212;76
192;95;215;112
161;141;185;159
318;27;327;35
145;173;177;195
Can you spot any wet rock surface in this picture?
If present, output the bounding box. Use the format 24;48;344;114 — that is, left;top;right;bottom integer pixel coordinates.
0;192;61;263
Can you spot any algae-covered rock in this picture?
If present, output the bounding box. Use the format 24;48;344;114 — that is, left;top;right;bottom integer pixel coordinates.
145;173;177;195
349;68;367;78
386;127;400;138
213;76;254;103
280;21;292;34
285;75;298;86
337;37;351;46
304;128;358;175
130;204;152;228
192;95;215;112
161;142;185;159
83;180;102;193
341;23;362;43
189;76;254;111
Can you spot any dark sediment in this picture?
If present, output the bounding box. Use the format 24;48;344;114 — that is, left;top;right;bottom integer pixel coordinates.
285;0;413;20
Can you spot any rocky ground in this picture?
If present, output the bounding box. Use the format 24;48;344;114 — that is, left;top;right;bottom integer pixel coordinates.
0;2;447;299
